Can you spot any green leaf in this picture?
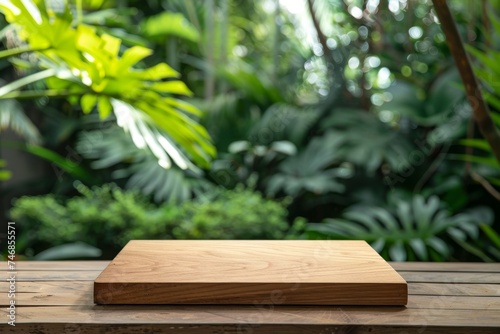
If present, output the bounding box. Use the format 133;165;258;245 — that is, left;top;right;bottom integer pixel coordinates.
460;138;493;152
481;224;500;248
369;207;398;230
98;96;112;119
80;94;97;114
21;144;94;182
484;93;500;114
389;241;406;261
409;238;428;260
117;46;153;72
270;141;297;156
129;63;179;80
344;210;383;234
228;141;250;154
467;46;500;77
488;10;500;37
150;81;193;96
427;237;449;258
396;201;413;232
164;98;201;116
101;33;121;58
452;154;500;169
371;238;386;253
142;12;200;42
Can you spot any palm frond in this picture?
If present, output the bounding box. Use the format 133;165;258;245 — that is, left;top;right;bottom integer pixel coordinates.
76;126;213;203
0;99;42;144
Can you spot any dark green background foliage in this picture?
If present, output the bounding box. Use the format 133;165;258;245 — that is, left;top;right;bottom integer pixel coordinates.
11;184;296;258
1;0;500;261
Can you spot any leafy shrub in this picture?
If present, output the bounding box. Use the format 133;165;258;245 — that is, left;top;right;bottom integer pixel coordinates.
10;183;177;257
306;193;494;261
10;184;295;258
172;186;291;239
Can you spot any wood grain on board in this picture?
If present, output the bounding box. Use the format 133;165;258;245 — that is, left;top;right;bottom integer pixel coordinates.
93;240;407;305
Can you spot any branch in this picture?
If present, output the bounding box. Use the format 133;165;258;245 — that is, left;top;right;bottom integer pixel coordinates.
306;0;331;59
432;0;500;165
469;170;500;201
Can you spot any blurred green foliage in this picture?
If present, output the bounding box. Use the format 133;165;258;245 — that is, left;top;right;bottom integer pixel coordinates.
308;192;493;261
2;0;500;261
11;183;298;257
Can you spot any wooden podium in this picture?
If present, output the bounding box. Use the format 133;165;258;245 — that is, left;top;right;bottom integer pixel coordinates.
94;240;407;305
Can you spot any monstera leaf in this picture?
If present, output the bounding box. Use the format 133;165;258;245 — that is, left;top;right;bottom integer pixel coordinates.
321;109;414;173
307;194;493;261
266;131;352;197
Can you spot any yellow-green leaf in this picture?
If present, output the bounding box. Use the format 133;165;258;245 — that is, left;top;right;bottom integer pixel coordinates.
76;25;101;51
102;34;121;58
98;96;112;119
117;46;153;72
81;94;97;114
164;97;202;116
128;63;179;80
150;81;193;96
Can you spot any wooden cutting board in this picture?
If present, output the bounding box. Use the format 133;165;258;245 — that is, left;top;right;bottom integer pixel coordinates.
94;240;407;305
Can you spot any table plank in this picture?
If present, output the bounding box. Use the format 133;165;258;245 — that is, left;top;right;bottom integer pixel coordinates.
0;323;498;334
0;261;109;271
5;270;500;284
2;305;500;327
409;282;500;296
399;271;500;283
1;270;101;281
391;262;500;272
0;281;91;294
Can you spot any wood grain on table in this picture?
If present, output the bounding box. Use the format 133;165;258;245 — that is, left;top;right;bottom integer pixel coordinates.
1;261;499;333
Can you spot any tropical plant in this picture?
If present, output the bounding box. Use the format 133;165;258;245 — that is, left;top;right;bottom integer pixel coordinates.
0;0;215;169
320;109;415;174
266;131;352;197
306;193;494;261
75;126;213;203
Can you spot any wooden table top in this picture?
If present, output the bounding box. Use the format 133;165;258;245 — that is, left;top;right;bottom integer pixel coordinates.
1;261;500;333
